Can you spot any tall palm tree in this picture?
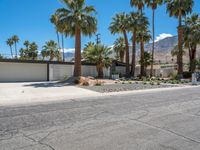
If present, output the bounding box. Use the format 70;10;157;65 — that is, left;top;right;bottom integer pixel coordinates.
50;14;61;49
42;40;58;61
109;13;130;76
166;0;194;77
56;0;97;77
12;35;19;58
83;44;112;78
130;0;146;14
6;38;14;58
113;37;126;62
184;13;200;73
145;0;163;77
128;12;140;76
24;40;30;50
29;42;38;60
136;14;151;77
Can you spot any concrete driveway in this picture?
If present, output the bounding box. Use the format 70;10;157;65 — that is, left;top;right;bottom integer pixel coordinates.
1;86;200;150
0;82;101;106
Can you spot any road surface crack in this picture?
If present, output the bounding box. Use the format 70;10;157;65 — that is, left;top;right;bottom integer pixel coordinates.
21;132;55;150
128;117;200;144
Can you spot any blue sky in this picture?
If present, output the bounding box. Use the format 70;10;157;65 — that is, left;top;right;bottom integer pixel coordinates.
0;0;199;56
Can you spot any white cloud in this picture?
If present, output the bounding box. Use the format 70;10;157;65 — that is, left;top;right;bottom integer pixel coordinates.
155;33;173;42
59;48;75;53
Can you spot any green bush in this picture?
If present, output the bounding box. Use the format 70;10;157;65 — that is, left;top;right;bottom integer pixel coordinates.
182;72;192;79
143;81;147;85
169;72;178;80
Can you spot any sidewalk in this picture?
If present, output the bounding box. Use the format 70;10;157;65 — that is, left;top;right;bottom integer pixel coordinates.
0;82;101;106
0;82;198;106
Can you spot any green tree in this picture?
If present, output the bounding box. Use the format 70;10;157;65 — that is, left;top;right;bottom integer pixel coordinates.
0;54;4;59
139;51;152;75
28;42;38;60
42;40;59;61
184;13;200;73
6;38;14;58
12;35;19;58
83;43;112;78
109;13;130;76
113;37;125;62
128;12;140;76
145;0;163;77
50;14;61;49
56;0;97;77
51;13;66;62
166;0;194;77
130;0;146;14
136;14;151;77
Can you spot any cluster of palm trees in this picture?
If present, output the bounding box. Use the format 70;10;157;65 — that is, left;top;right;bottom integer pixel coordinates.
6;35;19;58
4;0;198;78
111;0;196;78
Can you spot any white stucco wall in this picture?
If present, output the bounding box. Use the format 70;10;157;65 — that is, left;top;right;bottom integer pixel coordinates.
49;64;73;81
0;62;47;82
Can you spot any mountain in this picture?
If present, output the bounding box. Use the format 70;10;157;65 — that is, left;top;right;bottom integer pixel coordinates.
145;36;178;53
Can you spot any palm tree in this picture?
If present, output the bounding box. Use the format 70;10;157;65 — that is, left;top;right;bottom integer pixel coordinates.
55;50;62;61
24;40;30;50
145;0;163;77
6;38;14;58
42;40;58;61
130;0;146;14
113;37;125;62
166;0;194;77
128;12;140;76
12;35;19;58
41;50;48;60
136;14;151;77
139;51;152;75
83;43;112;78
50;14;61;49
109;13;130;76
29;42;38;60
56;0;97;77
51;13;66;62
184;13;200;73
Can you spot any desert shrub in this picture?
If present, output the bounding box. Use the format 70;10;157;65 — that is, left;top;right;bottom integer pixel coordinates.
143;82;147;85
169;72;178;80
95;80;103;86
82;81;89;86
157;82;160;85
150;81;155;85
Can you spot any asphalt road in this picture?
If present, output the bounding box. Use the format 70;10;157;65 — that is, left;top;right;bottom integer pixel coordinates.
1;87;200;150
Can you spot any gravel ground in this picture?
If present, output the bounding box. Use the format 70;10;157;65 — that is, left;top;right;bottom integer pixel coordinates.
80;83;180;93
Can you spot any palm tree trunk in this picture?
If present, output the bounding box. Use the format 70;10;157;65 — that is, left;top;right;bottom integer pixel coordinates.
74;26;82;77
140;40;145;77
56;31;61;49
97;64;104;78
123;30;130;77
61;34;65;62
131;30;136;76
177;14;183;77
150;8;155;77
14;42;18;59
190;46;197;73
10;46;13;58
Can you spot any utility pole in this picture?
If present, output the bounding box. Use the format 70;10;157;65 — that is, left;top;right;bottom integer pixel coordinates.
96;33;101;45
